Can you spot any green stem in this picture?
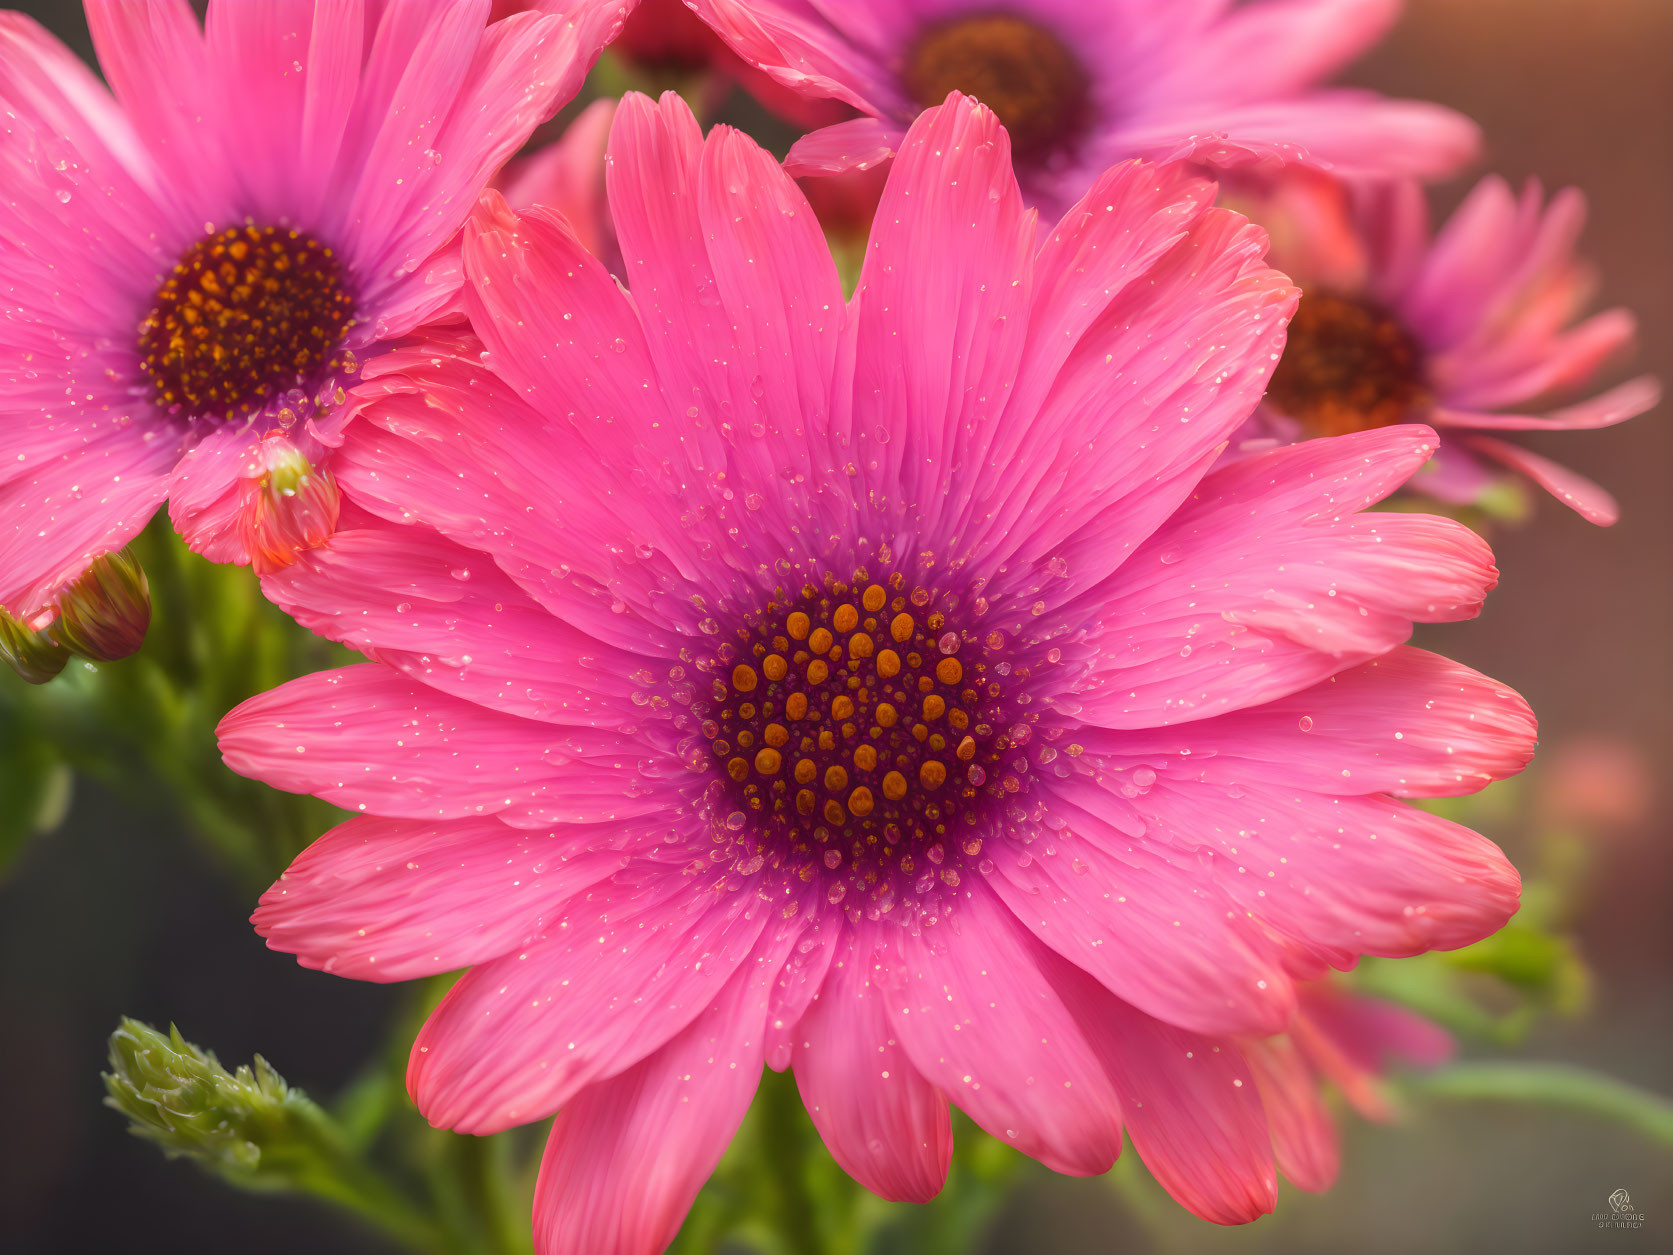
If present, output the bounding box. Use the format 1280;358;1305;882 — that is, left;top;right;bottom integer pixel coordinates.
1410;1061;1673;1147
755;1069;831;1255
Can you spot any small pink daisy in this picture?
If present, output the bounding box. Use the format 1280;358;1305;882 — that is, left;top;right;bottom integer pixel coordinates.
221;93;1533;1251
0;0;628;639
683;0;1479;218
1230;172;1660;523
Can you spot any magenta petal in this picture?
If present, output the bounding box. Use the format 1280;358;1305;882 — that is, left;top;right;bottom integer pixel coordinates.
217;664;674;827
876;883;1123;1176
1056;967;1278;1225
253;813;625;982
530;929;791;1255
793;931;952;1202
1242;1035;1340;1194
167;424;260;567
408;868;769;1133
783;116;902;177
1468;435;1621;525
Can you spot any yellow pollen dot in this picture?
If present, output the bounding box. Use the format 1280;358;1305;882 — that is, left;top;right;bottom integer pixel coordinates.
936;657;963;685
923;695;946;720
831;696;855;720
786;612;811;640
890;612;915;643
848;787;874;817
929;733;946;752
797;789;816;815
795;758;818;785
763;654;788;681
818;730;836;751
786;693;809;720
956;735;977;760
882;771;908;801
824;800;846;826
732;664;758;692
807;660;829;685
736;730;755;748
727;757;749;782
876;650;901;678
948;708;969;731
833;604;859;632
754;748;782;775
876;702;898;728
862;584;887;612
920;761;947;790
808;626;834;655
764;723;789;748
854;744;878;771
738;702;756;720
848;632;874;658
824;765;849;793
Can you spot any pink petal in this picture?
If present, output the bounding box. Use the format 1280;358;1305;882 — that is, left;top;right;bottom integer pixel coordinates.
217;664;674;827
876;882;1123;1176
783;115;902;177
984;818;1294;1037
793;931;952;1202
409;867;769;1133
1242;1034;1339;1193
1131;782;1522;971
1178;0;1401;98
1105;647;1537;798
1468;435;1620;525
0;417;176;622
684;0;900;117
531;924;793;1255
847;94;1038;552
1430;375;1660;432
1055;965;1278;1225
498;96;618;264
260;522;657;726
1074;427;1498;728
253;813;627;981
167;424;260;567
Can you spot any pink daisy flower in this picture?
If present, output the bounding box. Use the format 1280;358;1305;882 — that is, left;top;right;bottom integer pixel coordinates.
0;0;629;639
221;93;1533;1251
683;0;1479;218
1231;172;1660;523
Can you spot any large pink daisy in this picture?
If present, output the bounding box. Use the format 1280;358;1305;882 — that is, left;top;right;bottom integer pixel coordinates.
1230;172;1660;523
0;0;628;637
221;93;1533;1251
684;0;1479;218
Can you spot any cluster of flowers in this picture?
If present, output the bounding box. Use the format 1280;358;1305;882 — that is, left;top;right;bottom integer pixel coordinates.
0;2;1651;1252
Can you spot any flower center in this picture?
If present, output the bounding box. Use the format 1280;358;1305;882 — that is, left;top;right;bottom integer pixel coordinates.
904;14;1089;163
705;576;1008;907
139;225;356;420
1266;292;1428;437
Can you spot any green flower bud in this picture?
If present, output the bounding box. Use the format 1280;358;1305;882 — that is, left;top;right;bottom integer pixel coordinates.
52;549;151;662
102;1018;320;1180
0;605;70;684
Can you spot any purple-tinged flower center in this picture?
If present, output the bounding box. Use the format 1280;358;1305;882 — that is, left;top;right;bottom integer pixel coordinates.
1267;291;1429;437
700;574;1033;913
139;225;356;421
904;14;1089;164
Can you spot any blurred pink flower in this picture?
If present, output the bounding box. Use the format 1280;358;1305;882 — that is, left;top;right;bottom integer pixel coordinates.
1229;172;1660;523
1536;734;1655;832
222;93;1533;1250
684;0;1479;218
498;98;622;274
0;0;627;629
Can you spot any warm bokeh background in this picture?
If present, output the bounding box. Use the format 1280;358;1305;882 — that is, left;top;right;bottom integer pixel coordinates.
2;2;1668;1252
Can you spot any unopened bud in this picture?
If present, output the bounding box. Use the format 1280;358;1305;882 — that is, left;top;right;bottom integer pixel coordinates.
0;605;70;683
51;549;151;662
239;436;340;574
103;1019;318;1178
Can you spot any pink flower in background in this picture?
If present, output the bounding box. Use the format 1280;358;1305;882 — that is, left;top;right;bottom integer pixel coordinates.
221;93;1533;1252
685;0;1479;218
1232;172;1660;523
497;98;622;273
0;0;628;632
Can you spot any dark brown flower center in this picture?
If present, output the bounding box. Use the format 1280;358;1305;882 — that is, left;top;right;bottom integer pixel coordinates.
904;14;1089;163
1267;292;1428;437
139;225;355;419
705;577;1006;905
